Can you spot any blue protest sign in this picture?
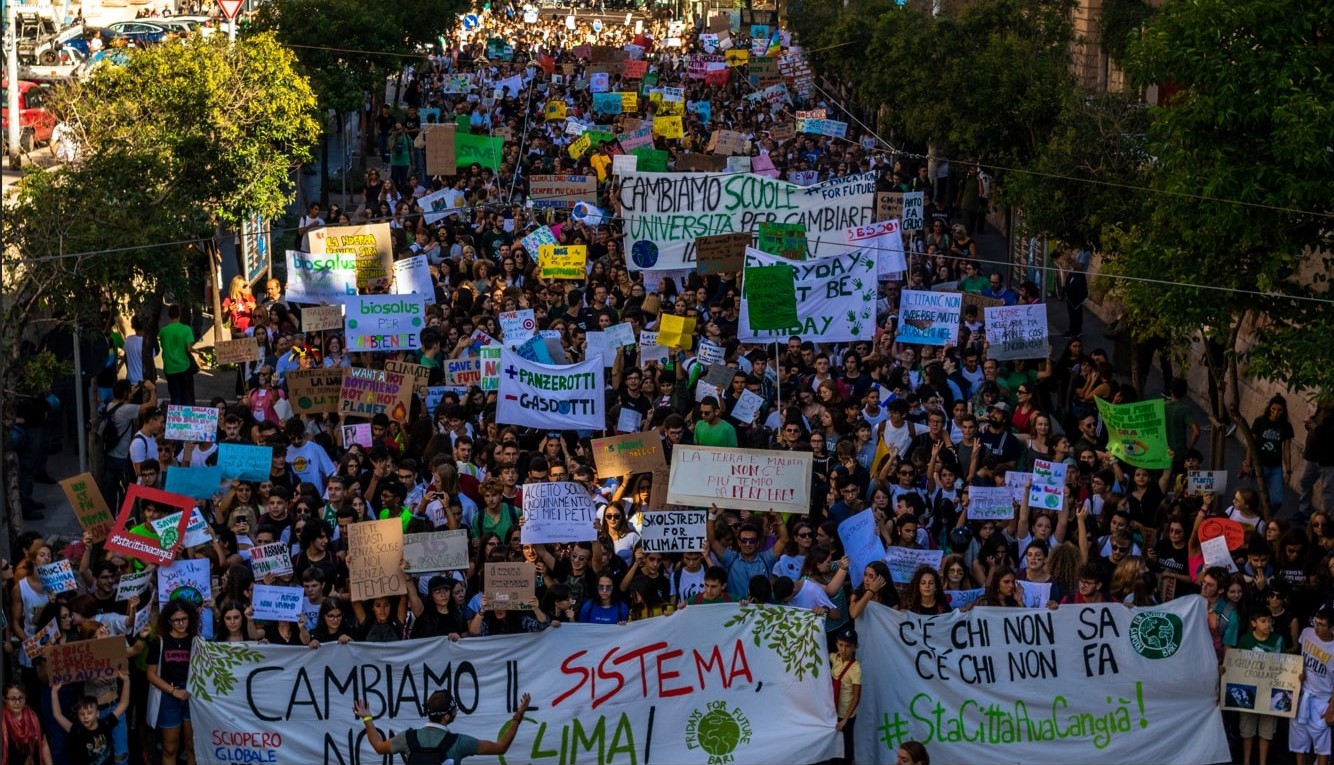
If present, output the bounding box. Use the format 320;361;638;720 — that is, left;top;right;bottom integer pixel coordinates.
217;443;274;482
164;466;225;500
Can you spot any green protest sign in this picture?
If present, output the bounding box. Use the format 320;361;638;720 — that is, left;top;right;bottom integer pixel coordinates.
757;222;807;260
586;131;617;149
744;264;798;331
486;37;514;61
1096;397;1171;469
456;114;471;134
631;146;669;172
455;133;504;170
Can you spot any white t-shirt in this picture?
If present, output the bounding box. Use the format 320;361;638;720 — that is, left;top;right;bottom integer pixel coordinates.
880;419;914;457
787;580;836;612
287;442;336;492
675;566;706;603
123;335;147;384
772;554;805;581
1300;627;1334;698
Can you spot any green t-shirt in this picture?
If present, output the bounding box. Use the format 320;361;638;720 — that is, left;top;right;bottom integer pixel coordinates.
159;321;195;375
959;273;990;294
1164;400;1194;452
695;419;738;448
1237;631;1284;653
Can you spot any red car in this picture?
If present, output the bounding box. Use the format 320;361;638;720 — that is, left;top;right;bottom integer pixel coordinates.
2;80;59;153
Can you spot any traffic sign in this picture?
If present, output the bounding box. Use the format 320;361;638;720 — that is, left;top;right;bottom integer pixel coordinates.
217;0;244;21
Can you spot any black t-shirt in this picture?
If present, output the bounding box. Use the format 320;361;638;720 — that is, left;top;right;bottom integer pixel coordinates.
147;634;192;688
1251;416;1294;468
551;561;600;606
66;714;118;765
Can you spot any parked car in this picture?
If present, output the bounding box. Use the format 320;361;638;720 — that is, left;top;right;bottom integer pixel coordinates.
1;80;59;154
164;16;220;36
102;21;169;46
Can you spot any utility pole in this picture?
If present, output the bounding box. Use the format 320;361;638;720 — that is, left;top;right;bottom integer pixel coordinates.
6;2;22;170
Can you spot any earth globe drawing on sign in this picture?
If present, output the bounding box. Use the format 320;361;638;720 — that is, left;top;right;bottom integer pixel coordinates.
692;702;747;759
630;240;658;269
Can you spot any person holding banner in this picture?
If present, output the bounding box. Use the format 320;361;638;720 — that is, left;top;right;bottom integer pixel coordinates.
353;689;531;762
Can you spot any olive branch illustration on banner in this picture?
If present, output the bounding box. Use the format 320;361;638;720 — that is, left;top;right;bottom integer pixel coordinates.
189;638;264;702
723;604;824;680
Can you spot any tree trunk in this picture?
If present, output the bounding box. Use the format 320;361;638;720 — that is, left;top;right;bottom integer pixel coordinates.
1224;312;1274;518
319;128;331;209
1199;330;1228;469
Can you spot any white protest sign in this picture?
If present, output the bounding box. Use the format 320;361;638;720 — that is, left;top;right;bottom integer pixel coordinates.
1201;534;1238;572
896;290;962;347
165;405;219;442
616;407;643;434
884;547;943;584
1019;580;1052;609
967;486;1016;520
667;446;813;515
499;309;537;345
1028;458;1067;510
695;379;721;404
151;508;212;550
944;588;985;610
496;349;605;431
344;295;426;353
605;322;636;348
738;248;877;344
619;170;875;271
403;530;470;573
639;330;668;364
1004;471;1035;503
392;255;436;305
158;559;212;604
519;481;599;544
37;561;79;594
251;584;303;622
284;249;358;304
250;541;294;578
1187;470;1229;496
697;340;726;366
612;153;638;175
731;389;765;424
846;220;906;278
641;510;707;553
985;304;1049;360
116;569;153;600
585;330;615;367
855;598;1231;765
838;509;886;589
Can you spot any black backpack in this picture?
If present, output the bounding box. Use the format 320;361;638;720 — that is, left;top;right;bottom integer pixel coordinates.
403;728;460;765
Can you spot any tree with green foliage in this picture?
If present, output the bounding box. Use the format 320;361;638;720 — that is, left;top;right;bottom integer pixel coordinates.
1111;0;1334;514
253;0;468;203
2;32;319;415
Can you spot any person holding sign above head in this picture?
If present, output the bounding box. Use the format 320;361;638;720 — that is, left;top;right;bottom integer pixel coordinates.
50;671;131;765
708;506;787;601
353;689;531;763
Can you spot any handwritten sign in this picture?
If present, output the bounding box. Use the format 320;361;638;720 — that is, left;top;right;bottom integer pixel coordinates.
1028;458;1067;510
403;530;470;573
590;432;667;476
445;357;483;388
286;368;345;415
696;232;750;274
250;541;294;578
339;367;413;424
985;304;1049;360
44;636;126;686
37;560;79;594
484;562;536;609
1220;648;1301;718
344;295;426;353
968;486;1016;520
116;569;152;600
884;546;944;584
1187;470;1229;496
347;519;406;601
666;445;813;515
158;558;212;604
519;482;599;544
165;405;218;442
538;244;588;279
215;337;262;364
217;443;274;482
896;290;963;347
641;510;707;553
301;304;344;332
251;584;303;622
60;472;113;542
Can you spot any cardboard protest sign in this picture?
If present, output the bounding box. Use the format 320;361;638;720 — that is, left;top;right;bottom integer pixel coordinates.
165;405;218;442
667;446;813;515
214;337;262;365
520;482;599;544
301;304;344;333
60;472;113;542
250;541;294;578
104;485;194;566
217;443;274;482
641;510;707;553
347;519;406;601
1220;648;1301;718
445;358;483;388
424;123;458;176
384;359;430;398
37;560;79;594
676;153;729;172
695;232;750;274
591;432;667;477
44;636;127;686
874;191;904;223
339;367;414;424
484;562;536;609
709;129;748;156
285;368;345;415
1097;397;1172;469
743;264;798;331
403;530;471;573
251;584;304;622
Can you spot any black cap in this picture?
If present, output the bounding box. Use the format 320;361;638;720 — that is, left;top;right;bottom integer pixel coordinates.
427;575;453;593
838;629;858;646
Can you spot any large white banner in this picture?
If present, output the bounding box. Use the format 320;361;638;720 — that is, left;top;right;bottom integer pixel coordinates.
618;171;875;271
667;445;813;514
738;248;876;343
190;604;838;765
855;598;1231;765
496;349;605;430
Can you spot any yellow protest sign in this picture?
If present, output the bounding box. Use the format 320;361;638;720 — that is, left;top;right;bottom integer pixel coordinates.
618;92;638;112
656;100;684;116
538;244;588;279
656;314;696;350
653;115;684;139
545;100;567;121
568;133;591;159
725;49;749;66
